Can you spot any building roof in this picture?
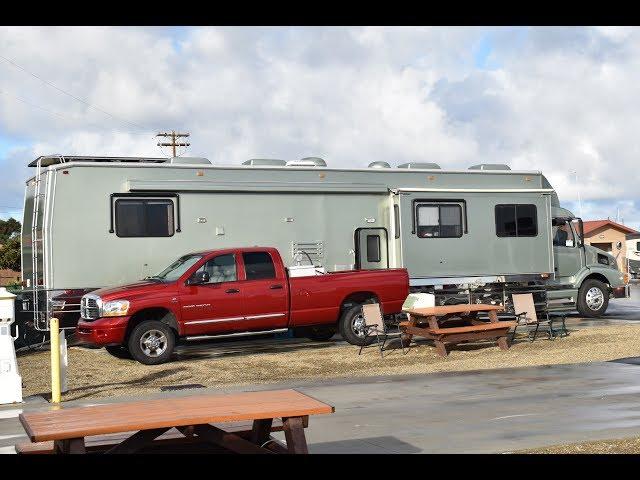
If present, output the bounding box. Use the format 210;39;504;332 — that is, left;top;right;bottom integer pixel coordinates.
583;219;639;236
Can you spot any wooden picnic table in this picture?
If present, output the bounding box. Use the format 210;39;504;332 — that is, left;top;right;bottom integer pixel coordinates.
401;304;516;357
18;389;334;454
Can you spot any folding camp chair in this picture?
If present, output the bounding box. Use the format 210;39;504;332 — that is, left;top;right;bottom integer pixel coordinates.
510;293;568;342
358;303;408;357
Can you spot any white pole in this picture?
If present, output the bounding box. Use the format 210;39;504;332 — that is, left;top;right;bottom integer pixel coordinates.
59;329;68;393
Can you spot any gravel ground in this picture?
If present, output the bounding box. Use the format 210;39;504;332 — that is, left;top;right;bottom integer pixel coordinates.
519;437;640;454
17;324;640;401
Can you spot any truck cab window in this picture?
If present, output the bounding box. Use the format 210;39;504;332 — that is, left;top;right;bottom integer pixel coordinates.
552;219;576;247
243;252;276;280
115;199;174;237
416;203;462;238
195;254;237;283
495;204;538;237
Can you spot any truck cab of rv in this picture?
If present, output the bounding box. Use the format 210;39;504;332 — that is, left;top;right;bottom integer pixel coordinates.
548;208;628;316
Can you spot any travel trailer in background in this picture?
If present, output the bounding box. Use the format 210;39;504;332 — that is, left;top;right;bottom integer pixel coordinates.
16;154;629;344
627;233;640;279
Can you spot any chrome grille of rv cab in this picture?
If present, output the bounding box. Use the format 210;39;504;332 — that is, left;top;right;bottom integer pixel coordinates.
81;294;102;320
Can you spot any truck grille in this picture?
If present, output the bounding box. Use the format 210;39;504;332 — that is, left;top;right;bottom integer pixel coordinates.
81;294;102;320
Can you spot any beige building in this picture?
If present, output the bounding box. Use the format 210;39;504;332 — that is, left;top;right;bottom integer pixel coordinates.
583;219;639;272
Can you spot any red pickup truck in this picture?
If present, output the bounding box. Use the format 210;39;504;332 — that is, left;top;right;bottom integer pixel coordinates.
76;247;409;364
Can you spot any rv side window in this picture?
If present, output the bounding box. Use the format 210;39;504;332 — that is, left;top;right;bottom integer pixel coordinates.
115;199;175;237
495;204;538;237
415;203;463;238
243;252;276;280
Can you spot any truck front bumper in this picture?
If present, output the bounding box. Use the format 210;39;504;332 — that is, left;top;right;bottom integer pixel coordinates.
75;317;131;346
612;284;631;299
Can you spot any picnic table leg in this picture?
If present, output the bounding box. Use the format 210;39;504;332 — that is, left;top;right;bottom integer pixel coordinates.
497;336;510;350
250;418;274;445
54;437;86;454
434;340;448;357
282;416;309;454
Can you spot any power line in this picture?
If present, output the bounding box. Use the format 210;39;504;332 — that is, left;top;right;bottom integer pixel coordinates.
0;53;152;132
0;88;156;136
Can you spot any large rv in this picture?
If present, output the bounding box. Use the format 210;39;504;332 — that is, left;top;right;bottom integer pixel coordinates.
18;155;629;340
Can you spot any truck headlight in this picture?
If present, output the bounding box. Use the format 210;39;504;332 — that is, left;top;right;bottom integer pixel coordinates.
101;300;130;317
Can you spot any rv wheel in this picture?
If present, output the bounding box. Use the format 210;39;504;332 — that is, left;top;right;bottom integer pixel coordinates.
105;345;133;360
339;304;375;347
577;279;609;317
128;321;175;365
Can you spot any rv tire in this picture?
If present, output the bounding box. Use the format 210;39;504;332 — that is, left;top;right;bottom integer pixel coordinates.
128;320;175;365
577;279;609;317
105;345;133;360
339;304;375;347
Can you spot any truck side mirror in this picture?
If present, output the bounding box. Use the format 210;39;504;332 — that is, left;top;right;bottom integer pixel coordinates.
565;239;574;247
188;271;210;285
616;241;623;250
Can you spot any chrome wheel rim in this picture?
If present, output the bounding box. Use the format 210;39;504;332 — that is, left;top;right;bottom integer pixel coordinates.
140;329;168;357
585;287;605;310
352;314;367;338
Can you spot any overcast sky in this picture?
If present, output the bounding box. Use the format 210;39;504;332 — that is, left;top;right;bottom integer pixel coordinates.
0;26;638;229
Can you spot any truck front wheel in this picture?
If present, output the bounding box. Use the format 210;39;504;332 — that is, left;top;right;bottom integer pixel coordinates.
577;279;609;317
128;320;175;365
339;304;375;346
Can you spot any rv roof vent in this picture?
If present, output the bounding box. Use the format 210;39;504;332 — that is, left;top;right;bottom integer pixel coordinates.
242;158;287;166
368;161;391;169
397;162;441;169
286;157;327;167
468;164;511;171
170;157;212;165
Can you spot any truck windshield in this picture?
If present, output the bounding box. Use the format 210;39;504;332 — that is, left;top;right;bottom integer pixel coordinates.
148;254;204;282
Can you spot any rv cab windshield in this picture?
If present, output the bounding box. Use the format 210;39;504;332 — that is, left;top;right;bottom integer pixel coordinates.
147;254;204;282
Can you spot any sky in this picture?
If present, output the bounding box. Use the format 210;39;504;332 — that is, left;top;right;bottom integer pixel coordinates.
0;26;638;229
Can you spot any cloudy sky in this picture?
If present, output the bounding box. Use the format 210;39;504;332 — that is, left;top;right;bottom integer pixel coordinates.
0;26;638;228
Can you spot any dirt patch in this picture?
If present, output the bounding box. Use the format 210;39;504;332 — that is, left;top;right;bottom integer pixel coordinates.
518;436;640;454
17;324;640;401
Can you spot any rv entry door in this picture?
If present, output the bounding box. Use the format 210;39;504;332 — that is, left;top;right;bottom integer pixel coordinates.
355;228;389;270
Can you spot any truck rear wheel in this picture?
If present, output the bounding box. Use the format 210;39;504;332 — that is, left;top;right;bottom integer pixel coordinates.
577;279;609;317
128;320;175;365
339;304;375;346
105;345;132;360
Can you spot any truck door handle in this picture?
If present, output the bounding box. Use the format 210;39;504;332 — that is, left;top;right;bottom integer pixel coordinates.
225;288;240;294
270;284;283;290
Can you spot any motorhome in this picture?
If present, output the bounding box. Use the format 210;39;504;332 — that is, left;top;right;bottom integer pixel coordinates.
18;155;629;338
626;233;640;279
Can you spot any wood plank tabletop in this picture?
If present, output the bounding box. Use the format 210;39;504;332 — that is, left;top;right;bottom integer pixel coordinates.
19;389;334;443
403;304;504;316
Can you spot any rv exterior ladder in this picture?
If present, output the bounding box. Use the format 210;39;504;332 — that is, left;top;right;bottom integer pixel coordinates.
30;155;65;330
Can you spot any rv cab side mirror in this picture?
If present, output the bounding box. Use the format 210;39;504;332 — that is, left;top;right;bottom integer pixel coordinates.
188;271;210;285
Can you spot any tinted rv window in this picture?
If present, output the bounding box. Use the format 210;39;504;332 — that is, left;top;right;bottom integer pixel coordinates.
366;235;381;262
495;204;538;237
394;204;400;239
416;203;462;238
243;252;276;280
115;199;174;237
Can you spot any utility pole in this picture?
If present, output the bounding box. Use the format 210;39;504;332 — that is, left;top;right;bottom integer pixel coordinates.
156;130;190;157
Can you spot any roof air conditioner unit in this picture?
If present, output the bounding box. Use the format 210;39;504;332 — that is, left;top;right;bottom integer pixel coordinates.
397;162;441;169
286;157;327;167
468;164;511;170
242;159;287;166
368;161;391;169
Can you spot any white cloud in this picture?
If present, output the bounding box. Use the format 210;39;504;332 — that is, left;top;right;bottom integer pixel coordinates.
0;26;638;224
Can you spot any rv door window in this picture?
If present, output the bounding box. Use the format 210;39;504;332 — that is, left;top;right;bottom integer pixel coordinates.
495;204;538;237
243;252;276;280
366;235;381;262
416;203;463;238
115;198;175;237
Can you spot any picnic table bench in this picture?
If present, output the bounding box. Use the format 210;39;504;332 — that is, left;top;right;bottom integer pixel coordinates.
17;389;334;454
401;304;516;357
